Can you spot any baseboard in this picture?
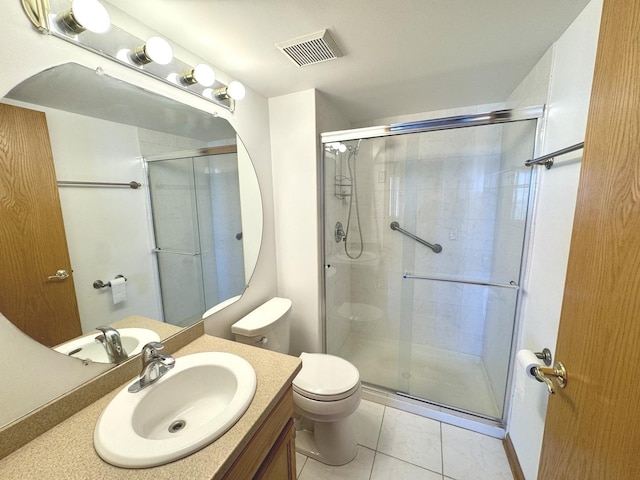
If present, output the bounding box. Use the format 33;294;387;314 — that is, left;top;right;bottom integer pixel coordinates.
503;433;525;480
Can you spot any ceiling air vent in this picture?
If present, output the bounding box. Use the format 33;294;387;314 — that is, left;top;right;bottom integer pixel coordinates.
276;30;343;67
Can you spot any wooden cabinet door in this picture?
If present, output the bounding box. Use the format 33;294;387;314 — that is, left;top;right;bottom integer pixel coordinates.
538;0;640;477
254;419;296;480
0;103;82;346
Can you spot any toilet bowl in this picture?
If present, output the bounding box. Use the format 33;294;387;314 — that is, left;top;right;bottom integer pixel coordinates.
292;352;361;465
231;298;362;466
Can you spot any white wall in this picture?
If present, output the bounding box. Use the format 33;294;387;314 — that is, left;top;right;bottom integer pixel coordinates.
269;89;320;355
507;0;602;477
269;89;351;355
49;113;162;332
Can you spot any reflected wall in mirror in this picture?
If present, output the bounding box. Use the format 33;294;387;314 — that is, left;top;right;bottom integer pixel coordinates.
0;62;263;350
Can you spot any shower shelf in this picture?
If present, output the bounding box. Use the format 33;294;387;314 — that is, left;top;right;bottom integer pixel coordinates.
334;175;352;199
403;273;519;289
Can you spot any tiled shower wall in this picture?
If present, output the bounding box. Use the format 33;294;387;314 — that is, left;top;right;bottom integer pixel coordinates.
324;148;354;355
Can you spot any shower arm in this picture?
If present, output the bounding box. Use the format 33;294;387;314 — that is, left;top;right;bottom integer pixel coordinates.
390;222;442;253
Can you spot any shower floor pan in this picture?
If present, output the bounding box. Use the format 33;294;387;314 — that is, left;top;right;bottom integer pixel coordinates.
339;333;500;419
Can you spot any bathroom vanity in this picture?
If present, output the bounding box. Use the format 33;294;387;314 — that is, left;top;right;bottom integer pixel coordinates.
0;333;302;479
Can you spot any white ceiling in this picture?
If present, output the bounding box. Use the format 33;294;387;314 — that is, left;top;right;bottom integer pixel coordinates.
106;0;592;123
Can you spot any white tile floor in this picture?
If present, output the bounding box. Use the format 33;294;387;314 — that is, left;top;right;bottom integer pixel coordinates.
295;399;513;480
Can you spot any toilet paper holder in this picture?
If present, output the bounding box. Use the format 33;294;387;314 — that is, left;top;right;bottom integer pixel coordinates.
93;275;127;289
532;348;567;394
535;348;553;366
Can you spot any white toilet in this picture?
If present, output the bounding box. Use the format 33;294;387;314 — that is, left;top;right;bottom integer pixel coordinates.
231;297;362;466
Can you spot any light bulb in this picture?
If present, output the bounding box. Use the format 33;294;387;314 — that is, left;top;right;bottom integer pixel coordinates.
143;37;173;65
57;0;111;34
179;64;215;86
192;64;216;87
227;81;246;100
338;143;347;153
129;36;173;65
116;48;131;63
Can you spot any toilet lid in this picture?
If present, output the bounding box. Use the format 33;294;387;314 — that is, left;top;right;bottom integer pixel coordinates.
293;353;360;400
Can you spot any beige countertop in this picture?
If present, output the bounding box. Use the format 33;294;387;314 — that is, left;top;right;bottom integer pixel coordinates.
0;334;301;479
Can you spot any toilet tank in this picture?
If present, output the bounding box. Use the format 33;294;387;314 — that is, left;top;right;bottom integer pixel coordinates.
231;297;292;353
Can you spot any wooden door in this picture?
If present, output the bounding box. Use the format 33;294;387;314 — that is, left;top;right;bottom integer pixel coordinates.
538;0;640;477
0;103;82;347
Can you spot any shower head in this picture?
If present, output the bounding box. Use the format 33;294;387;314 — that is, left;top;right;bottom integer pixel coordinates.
346;139;362;155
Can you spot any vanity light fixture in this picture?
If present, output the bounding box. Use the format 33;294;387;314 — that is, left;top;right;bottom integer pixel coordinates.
179;64;216;87
214;81;246;101
129;36;174;66
21;0;244;111
56;0;111;35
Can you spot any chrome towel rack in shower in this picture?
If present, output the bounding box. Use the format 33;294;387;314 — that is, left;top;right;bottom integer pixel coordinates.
524;142;584;170
390;222;442;253
403;272;519;290
57;180;142;189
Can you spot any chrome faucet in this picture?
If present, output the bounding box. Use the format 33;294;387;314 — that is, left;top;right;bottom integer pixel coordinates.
128;341;175;393
95;326;128;364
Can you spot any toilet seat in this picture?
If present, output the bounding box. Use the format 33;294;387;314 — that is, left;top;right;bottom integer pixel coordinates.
293;353;360;401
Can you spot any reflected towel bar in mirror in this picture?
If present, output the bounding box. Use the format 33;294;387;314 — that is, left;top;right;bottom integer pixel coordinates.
57;180;142;189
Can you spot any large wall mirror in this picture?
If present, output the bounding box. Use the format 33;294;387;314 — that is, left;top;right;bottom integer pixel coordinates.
0;63;262;427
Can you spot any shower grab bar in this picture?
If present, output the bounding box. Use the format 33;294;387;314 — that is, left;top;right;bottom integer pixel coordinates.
403;272;519;290
57;180;142;189
152;248;200;256
390;222;442;253
524;142;584;170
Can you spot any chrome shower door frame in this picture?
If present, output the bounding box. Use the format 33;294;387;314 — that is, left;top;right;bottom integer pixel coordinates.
319;105;545;432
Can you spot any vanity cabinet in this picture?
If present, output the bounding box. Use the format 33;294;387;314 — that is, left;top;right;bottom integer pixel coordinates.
253;419;295;479
223;386;296;479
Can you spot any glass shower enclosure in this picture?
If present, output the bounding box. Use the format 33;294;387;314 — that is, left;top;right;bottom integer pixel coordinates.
147;149;245;327
322;108;540;421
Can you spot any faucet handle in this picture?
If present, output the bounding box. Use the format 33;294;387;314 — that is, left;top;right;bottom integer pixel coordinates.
96;325;118;334
94;325;128;364
142;341;165;360
128;341;174;393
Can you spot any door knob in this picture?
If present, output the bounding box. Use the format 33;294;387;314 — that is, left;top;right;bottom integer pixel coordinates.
532;362;567;395
47;269;70;280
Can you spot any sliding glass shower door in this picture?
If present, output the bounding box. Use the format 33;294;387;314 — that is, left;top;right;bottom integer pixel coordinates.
324;114;538;420
147;152;245;326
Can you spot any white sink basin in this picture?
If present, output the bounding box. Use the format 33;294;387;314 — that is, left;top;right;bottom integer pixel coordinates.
54;328;160;363
94;351;257;468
